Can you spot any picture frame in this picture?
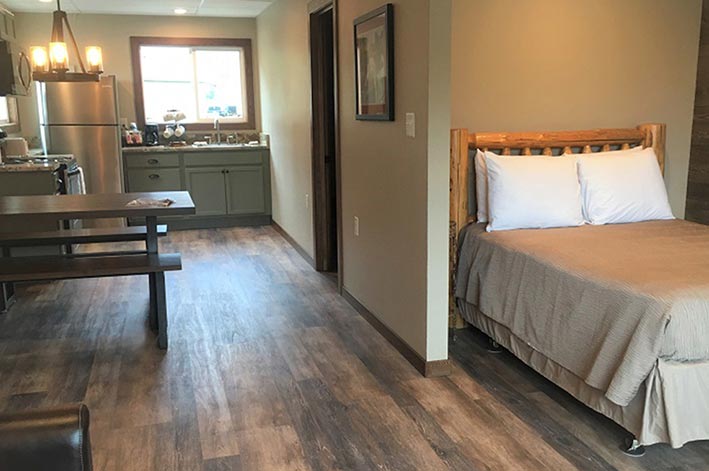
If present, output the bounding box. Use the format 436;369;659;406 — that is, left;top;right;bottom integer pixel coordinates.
354;4;394;121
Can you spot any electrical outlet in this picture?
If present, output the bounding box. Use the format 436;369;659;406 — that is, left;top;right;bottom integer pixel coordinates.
354;216;360;237
406;113;416;138
305;194;310;209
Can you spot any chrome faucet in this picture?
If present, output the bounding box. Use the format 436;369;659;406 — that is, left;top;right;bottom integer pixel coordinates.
214;118;221;144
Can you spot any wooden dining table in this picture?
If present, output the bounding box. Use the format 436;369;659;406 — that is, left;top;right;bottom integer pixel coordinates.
0;191;196;349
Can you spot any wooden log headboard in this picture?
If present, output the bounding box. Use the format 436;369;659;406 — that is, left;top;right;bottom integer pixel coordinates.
448;123;666;328
450;123;666;237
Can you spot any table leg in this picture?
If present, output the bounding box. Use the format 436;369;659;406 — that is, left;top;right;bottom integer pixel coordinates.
155;272;168;350
148;273;158;331
145;216;167;348
146;216;158;253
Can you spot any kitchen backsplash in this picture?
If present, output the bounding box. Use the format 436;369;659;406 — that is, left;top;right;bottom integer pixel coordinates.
129;130;263;147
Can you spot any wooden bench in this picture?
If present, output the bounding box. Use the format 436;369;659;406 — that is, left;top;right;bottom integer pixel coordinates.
0;253;181;349
0;225;168;247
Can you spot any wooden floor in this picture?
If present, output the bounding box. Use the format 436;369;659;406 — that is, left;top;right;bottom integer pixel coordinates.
1;226;708;470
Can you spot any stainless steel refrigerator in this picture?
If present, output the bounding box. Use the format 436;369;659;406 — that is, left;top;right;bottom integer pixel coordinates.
37;75;124;227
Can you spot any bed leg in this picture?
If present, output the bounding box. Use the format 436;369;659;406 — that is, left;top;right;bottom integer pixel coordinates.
621;437;646;457
486;337;504;354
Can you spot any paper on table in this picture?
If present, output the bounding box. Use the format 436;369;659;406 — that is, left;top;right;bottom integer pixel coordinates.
126;198;175;208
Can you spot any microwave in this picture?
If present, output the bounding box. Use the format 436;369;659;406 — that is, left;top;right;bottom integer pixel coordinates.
0;40;29;96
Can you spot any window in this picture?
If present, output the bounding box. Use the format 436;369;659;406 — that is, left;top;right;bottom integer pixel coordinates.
0;97;10;123
0;97;19;133
131;37;255;130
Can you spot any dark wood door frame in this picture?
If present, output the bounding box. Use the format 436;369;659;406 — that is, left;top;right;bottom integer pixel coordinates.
309;0;343;291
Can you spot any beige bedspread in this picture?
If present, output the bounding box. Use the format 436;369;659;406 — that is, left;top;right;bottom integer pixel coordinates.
455;220;709;406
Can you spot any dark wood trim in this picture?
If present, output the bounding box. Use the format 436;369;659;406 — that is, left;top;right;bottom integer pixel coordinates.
272;221;316;268
308;0;343;292
342;288;451;378
129;36;256;131
353;3;395;121
425;359;452;377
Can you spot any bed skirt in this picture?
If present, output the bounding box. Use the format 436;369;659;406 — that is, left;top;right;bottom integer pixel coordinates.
458;301;709;448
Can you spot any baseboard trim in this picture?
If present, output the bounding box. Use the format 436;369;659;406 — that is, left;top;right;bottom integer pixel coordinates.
274;225;450;377
271;221;315;268
342;288;451;378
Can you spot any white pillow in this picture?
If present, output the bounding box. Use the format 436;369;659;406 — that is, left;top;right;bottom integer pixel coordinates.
485;154;585;232
577;147;673;225
476;149;584;222
474;149;489;222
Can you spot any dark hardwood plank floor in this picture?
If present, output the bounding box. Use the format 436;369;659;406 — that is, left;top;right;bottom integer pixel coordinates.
0;226;707;470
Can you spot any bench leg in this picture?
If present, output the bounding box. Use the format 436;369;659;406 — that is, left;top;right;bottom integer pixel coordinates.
1;282;15;314
148;274;158;331
154;272;168;350
1;248;14;314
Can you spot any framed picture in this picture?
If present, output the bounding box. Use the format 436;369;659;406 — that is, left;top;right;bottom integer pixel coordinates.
354;4;394;121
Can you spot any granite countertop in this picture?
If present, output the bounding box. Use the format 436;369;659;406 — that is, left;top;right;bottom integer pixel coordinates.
0;162;62;173
122;144;269;154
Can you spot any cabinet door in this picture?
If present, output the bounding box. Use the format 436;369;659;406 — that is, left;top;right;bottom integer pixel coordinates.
185;168;227;216
225;166;265;215
126;168;182;192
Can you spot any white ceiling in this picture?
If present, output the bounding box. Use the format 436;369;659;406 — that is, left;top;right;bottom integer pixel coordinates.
2;0;275;18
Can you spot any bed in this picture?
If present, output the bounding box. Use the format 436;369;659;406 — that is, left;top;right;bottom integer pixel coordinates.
449;123;709;451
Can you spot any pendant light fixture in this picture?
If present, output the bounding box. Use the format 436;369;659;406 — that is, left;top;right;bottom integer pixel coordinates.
30;0;103;82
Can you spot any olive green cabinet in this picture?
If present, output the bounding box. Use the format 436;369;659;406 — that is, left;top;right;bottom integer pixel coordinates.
1;11;16;41
225;166;266;215
185;168;228;216
123;148;271;229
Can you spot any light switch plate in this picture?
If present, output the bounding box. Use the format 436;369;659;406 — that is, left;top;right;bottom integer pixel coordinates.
354;216;360;237
406;113;415;138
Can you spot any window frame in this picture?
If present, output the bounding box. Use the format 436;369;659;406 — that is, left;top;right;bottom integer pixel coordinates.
0;97;20;134
130;37;256;131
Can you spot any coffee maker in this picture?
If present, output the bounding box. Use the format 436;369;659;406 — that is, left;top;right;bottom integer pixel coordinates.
144;124;160;146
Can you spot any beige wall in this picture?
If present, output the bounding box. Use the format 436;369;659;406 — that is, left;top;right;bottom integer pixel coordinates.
257;0;450;361
338;0;449;361
451;0;701;216
257;0;314;258
13;13;259;143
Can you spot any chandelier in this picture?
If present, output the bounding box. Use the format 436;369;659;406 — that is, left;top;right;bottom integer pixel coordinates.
29;0;103;82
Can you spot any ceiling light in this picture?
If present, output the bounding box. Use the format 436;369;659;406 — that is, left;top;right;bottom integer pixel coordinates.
174;7;187;15
30;0;104;82
39;0;53;3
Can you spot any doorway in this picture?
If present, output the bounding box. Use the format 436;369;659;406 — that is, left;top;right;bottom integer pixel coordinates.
309;1;341;285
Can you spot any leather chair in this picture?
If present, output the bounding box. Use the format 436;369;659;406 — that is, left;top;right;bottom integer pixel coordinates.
0;403;92;471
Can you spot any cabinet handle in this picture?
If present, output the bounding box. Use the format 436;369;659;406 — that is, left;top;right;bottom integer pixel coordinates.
148;174;160;180
225;169;230;174
147;159;159;164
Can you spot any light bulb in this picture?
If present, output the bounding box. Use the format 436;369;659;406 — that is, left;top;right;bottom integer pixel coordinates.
30;46;49;73
85;46;103;73
49;41;68;71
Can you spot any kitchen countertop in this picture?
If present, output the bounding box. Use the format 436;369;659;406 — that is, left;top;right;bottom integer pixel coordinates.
122;144;269;154
0;162;62;173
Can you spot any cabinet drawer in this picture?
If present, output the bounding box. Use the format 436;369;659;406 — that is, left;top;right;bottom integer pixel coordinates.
126;168;182;192
125;153;180;168
184;151;262;167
